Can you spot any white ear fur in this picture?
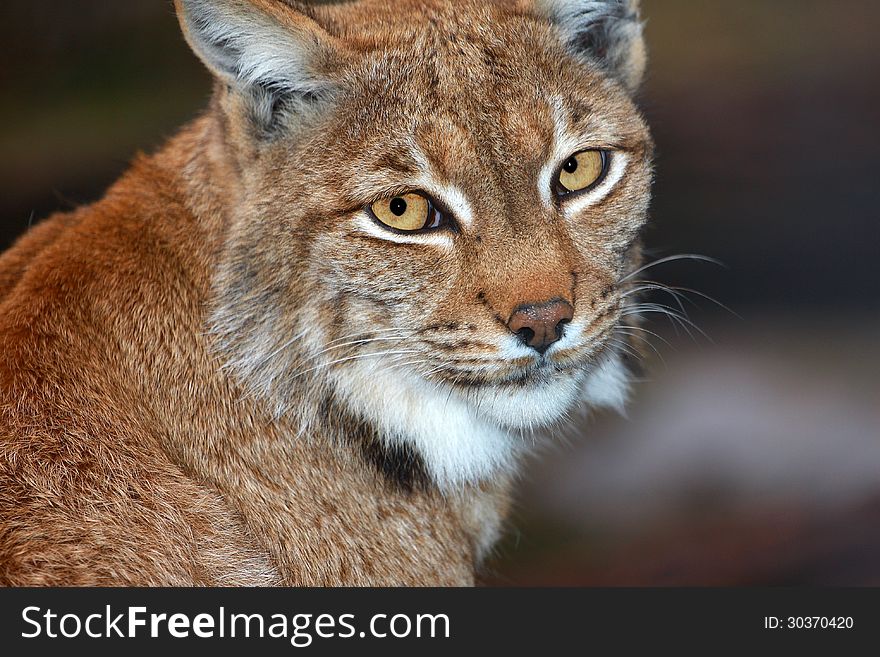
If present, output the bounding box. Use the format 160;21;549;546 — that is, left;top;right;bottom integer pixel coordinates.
175;0;341;122
537;0;647;92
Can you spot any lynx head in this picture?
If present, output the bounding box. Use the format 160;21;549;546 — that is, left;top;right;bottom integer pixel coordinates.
176;0;653;487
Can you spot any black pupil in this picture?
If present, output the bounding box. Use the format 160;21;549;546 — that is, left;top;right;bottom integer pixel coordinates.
563;157;579;174
390;197;408;216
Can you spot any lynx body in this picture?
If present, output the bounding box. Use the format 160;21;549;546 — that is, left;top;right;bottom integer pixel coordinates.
0;0;652;585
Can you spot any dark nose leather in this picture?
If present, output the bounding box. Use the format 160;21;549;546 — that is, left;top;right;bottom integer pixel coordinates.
507;299;574;354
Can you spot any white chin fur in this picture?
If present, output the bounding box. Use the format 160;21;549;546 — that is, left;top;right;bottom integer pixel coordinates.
331;362;516;489
465;370;588;430
581;351;631;413
331;351;630;489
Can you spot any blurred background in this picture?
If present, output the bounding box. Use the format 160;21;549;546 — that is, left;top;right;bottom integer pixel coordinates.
1;1;878;584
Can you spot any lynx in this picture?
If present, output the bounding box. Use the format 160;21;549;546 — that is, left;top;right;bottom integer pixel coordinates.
0;0;653;586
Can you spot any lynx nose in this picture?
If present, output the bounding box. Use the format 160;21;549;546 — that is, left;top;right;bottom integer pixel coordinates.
507;299;574;355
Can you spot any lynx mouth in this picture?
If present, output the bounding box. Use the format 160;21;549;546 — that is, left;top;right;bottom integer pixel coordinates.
426;351;594;391
428;347;629;432
411;323;617;391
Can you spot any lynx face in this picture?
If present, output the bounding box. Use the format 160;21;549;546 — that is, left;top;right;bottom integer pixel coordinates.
179;0;653;486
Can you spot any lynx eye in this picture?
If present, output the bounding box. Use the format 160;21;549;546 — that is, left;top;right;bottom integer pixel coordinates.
557;150;608;195
369;192;444;232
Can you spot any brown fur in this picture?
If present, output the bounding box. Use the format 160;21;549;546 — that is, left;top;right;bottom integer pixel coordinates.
0;0;652;586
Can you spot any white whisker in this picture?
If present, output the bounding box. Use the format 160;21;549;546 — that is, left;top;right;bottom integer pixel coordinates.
288;350;423;381
615;327;667;364
306;335;418;361
624;280;739;319
620;254;724;283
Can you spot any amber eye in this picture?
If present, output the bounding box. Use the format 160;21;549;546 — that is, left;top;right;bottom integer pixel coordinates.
370;192;444;232
557;150;608;195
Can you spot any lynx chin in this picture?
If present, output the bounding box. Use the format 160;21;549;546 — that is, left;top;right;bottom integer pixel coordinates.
0;0;654;586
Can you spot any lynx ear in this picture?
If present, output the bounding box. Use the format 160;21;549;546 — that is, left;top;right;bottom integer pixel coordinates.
175;0;346;128
537;0;646;92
